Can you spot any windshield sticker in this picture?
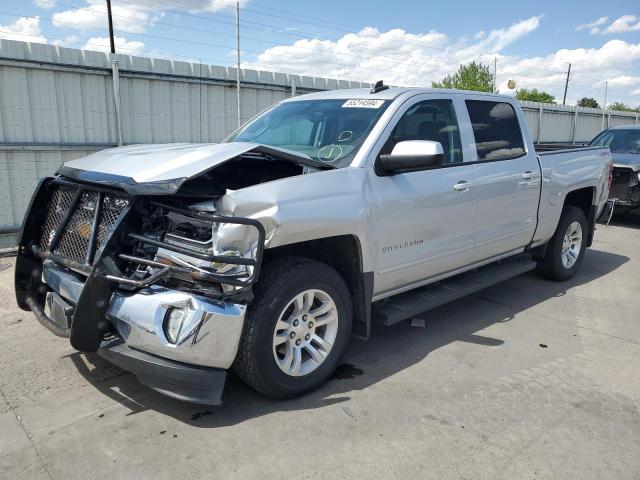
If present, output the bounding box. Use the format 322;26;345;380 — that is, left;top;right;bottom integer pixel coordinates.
342;99;385;109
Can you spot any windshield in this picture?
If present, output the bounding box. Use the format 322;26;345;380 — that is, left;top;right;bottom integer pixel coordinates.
225;99;391;168
590;129;640;154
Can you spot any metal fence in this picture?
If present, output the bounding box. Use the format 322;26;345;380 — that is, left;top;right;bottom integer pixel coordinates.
519;101;638;145
1;39;639;247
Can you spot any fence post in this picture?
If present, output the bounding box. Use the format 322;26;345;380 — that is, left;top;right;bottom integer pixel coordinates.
607;110;611;129
291;78;296;98
636;113;639;125
570;105;578;144
537;106;543;143
110;54;124;146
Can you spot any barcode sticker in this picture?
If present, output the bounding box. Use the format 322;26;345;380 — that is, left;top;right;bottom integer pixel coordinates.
342;99;385;108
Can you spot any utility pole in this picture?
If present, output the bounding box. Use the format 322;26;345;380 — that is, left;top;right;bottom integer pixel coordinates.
236;1;241;129
601;81;608;130
493;57;497;93
106;0;115;54
562;63;571;105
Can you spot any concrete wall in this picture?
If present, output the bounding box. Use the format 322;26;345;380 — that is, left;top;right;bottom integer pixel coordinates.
1;39;639;247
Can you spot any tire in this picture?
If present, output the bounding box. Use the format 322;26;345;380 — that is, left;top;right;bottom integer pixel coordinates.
536;206;588;281
233;257;353;399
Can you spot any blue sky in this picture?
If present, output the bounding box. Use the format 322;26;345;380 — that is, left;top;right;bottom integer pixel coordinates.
1;0;639;106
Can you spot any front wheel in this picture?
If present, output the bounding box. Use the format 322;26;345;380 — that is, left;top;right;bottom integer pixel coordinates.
536;206;588;281
233;257;352;399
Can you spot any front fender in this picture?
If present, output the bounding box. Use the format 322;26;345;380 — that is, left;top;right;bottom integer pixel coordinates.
217;168;375;271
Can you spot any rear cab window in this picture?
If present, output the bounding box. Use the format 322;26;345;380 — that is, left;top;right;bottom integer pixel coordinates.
465;100;526;161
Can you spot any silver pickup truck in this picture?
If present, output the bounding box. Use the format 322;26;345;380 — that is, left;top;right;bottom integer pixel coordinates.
15;85;612;405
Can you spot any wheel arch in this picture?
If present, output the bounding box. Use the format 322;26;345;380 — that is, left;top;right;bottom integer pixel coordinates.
563;186;597;247
263;235;373;340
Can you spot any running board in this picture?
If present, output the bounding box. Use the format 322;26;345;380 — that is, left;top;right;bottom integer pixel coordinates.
373;254;537;326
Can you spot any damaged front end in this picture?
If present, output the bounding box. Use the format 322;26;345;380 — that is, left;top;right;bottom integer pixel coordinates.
609;166;640;209
15;172;265;405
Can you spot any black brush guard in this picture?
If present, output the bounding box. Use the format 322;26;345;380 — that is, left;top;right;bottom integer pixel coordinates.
15;177;265;353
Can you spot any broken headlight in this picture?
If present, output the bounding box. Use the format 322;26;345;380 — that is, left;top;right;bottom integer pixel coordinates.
155;207;258;288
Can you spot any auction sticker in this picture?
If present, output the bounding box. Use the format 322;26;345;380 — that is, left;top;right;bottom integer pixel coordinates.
342;99;385;108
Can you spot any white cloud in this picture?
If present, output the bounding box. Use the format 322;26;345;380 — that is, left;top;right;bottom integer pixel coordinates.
606;75;640;87
159;0;248;12
478;15;541;52
53;0;152;34
52;0;243;36
33;0;56;9
632;88;640;96
602;15;640;34
52;35;80;47
84;36;145;56
0;16;47;43
576;16;608;32
248;17;640;106
250;16;540;84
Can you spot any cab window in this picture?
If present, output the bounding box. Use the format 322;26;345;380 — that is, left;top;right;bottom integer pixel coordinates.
465;100;525;161
382;99;463;164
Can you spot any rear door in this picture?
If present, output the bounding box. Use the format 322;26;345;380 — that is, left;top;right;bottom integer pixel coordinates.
367;95;479;297
463;98;540;259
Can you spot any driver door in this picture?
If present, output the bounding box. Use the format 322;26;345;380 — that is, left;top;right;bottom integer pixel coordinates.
367;96;479;297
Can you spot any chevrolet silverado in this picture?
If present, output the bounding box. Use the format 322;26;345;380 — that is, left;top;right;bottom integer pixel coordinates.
15;84;612;405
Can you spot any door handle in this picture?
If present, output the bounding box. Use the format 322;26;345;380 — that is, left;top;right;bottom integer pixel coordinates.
453;181;471;192
521;171;536;180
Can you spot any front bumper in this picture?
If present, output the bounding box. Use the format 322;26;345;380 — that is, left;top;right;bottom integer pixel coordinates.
43;261;246;369
41;261;245;404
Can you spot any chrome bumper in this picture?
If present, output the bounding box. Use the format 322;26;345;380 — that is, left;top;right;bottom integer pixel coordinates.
43;261;246;369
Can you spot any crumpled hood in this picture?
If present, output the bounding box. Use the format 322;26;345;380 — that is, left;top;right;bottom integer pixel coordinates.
58;142;325;195
612;152;640;171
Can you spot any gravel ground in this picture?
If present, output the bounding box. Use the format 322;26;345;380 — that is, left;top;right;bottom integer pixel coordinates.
1;217;639;480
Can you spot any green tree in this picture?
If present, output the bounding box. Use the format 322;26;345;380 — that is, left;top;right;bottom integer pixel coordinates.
515;88;556;104
431;62;494;93
577;97;600;108
609;102;639;112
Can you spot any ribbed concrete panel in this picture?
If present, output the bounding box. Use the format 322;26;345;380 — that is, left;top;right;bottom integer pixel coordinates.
608;115;638;128
0;149;98;248
575;113;606;143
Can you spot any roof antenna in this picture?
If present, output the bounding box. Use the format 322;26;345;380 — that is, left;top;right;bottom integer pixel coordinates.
370;80;389;94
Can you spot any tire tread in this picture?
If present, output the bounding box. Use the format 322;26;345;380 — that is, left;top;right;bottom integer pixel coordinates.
233;257;349;398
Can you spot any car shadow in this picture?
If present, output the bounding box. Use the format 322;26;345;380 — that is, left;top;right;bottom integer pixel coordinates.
609;210;640;229
69;248;629;428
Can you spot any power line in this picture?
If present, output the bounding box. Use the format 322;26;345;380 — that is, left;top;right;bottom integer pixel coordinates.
116;0;451;62
3;4;450;78
41;0;446;72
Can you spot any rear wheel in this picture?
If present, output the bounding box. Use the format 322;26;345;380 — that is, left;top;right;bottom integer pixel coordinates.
234;257;352;399
536;206;587;281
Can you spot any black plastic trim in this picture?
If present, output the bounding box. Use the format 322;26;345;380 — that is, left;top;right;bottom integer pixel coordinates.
98;338;227;405
57;166;184;195
377;153;445;176
537;145;607;156
352;271;374;340
25;295;71;338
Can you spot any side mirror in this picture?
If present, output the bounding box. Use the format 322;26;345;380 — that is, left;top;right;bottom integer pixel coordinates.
377;140;445;176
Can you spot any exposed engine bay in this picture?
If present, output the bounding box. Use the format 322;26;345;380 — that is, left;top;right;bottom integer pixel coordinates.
120;195;264;302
